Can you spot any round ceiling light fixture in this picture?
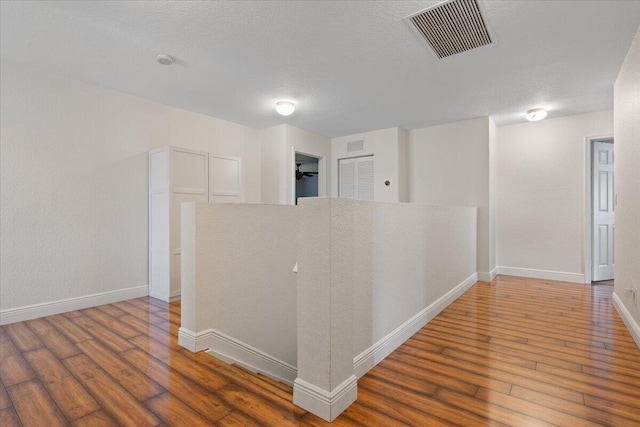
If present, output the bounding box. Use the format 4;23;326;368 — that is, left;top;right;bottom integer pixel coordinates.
276;101;295;116
156;54;174;65
525;108;547;121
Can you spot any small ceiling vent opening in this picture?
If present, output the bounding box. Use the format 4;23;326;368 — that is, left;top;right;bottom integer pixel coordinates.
409;0;493;59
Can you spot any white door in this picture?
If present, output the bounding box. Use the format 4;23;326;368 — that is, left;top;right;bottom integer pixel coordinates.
339;156;374;201
592;140;614;282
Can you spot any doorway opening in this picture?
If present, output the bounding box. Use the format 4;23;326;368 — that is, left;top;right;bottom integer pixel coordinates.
590;137;614;285
295;153;319;205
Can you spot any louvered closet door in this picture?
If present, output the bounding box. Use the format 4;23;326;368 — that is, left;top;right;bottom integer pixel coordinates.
339;156;374;201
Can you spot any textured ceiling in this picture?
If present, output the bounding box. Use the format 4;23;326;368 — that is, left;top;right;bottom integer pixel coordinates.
2;1;639;137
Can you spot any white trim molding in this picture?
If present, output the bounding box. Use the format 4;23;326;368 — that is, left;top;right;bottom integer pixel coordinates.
179;327;297;386
497;266;585;284
613;292;640;349
0;285;149;325
178;327;214;353
293;375;357;422
477;268;498;282
353;272;478;378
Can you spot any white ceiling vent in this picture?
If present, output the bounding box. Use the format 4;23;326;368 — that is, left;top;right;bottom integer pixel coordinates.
409;0;493;59
347;140;364;153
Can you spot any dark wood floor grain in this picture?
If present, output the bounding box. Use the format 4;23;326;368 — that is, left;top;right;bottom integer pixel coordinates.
1;276;639;426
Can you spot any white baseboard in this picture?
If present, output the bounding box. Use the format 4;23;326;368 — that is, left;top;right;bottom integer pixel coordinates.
478;268;498;282
0;285;149;325
149;292;181;303
293;375;357;422
177;327;215;352
497;266;585;284
353;272;478;379
613;292;640;350
179;327;297;386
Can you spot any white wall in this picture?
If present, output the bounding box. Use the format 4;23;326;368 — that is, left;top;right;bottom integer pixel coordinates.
0;60;261;319
350;201;477;360
260;124;330;205
495;110;613;282
180;203;298;380
260;125;287;204
295;198;477;420
613;27;640;347
409;117;491;276
331;127;407;202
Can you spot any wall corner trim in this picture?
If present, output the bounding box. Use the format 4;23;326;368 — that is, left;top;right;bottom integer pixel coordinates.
180;327;297;386
293;375;358;422
0;285;149;325
477;268;498;282
353;272;478;378
612;292;640;350
496;266;585;284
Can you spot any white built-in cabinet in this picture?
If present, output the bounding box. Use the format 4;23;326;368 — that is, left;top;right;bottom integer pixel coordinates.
149;146;243;301
149;147;209;301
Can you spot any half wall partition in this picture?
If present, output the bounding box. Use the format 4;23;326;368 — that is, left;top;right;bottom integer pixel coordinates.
179;198;477;421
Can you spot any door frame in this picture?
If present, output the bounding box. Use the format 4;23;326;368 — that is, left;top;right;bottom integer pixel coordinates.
583;134;614;284
290;148;325;205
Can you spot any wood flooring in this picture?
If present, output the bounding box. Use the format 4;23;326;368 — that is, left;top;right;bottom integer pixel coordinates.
1;275;639;426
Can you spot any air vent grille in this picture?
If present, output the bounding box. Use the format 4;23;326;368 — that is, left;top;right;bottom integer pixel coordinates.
347;140;364;153
410;0;492;59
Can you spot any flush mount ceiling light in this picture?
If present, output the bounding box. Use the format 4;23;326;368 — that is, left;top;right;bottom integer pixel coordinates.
276;101;295;116
525;108;547;121
156;54;174;65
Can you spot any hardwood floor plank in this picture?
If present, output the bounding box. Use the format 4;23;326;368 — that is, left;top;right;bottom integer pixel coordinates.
23;348;100;421
435;388;555;427
356;380;477;427
217;383;306;427
25;318;81;360
121;348;231;422
111;301;164;324
215;411;262;427
69;315;135;353
76;339;164;401
359;375;502;427
340;402;412;427
70;409;119;427
189;351;307;417
7;380;67;427
81;307;141;339
63;354;161;427
536;362;640;400
389;350;518;397
130;333;174;363
3;322;44;353
95;303;127;318
478;386;606;427
584;393;640;422
422;329;582;372
4;277;640;426
364;364;439;396
0;333;35;387
510;385;640;427
0;407;22;427
146;392;212;425
126;297;166;313
0;379;12;410
46;314;93;343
